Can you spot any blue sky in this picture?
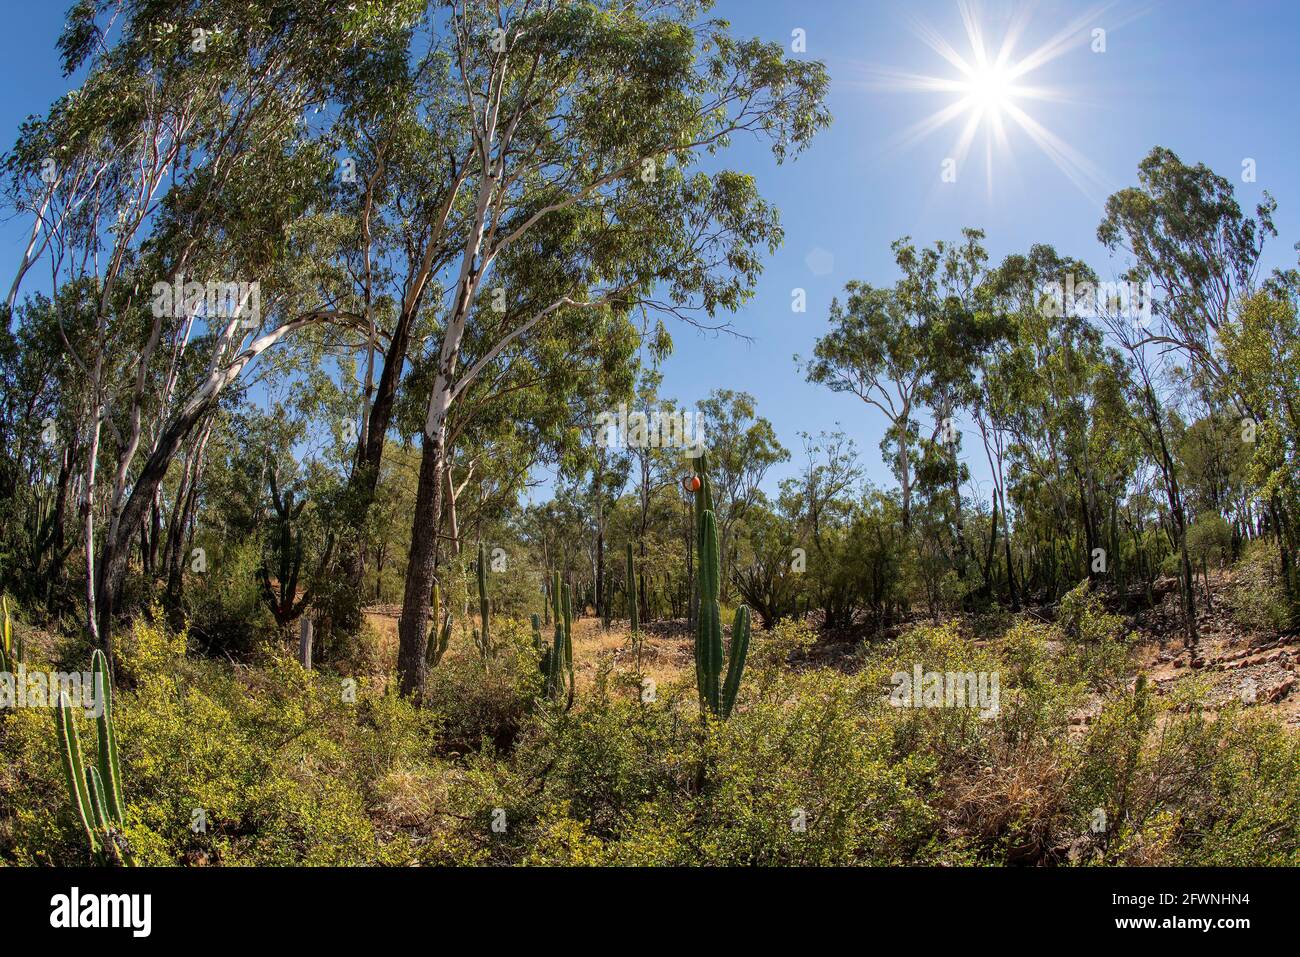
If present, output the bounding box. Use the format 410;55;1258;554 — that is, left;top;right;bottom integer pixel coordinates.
2;1;1298;502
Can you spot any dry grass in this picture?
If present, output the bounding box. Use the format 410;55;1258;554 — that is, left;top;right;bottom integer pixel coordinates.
362;610;697;691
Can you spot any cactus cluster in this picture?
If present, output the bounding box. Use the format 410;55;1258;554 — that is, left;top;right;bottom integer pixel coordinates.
541;571;573;706
692;454;750;719
55;649;132;865
425;578;453;668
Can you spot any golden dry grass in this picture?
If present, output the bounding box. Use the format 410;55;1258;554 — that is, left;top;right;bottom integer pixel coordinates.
362;610;695;690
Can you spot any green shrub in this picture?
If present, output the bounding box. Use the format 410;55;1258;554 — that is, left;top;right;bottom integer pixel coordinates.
0;618;438;865
1227;539;1293;632
423;617;544;756
4;610;1297;867
185;536;279;659
1054;581;1133;689
1065;681;1300;865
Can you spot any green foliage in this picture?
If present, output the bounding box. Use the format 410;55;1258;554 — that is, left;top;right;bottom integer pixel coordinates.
256;469;334;628
1054;581;1133;689
425;618;544;756
187;536;279;659
5;618;438;865
5;611;1298;867
2;0;1299;873
1227;539;1293;632
1186;513;1233;569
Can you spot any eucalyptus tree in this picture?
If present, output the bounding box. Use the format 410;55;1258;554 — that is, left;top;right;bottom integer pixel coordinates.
2;0;420;654
322;8;478;613
777;429;863;551
559;420;632;622
761;430;861;624
893;228;991;581
1090;270;1199;645
0;295;84;609
695;389;787;599
1097;146;1276;395
391;0;829;697
621;367;679;617
984;246;1135;601
624;369;672;533
1220;289;1300;600
1178;412;1252;556
803;276;925;532
1099;147;1286;604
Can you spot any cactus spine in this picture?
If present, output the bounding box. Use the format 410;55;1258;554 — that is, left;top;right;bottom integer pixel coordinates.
426;579;453;667
55;649;130;863
691;453;750;719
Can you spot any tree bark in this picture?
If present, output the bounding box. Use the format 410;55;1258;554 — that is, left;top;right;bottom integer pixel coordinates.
339;307;420;608
95;391;216;649
396;425;446;699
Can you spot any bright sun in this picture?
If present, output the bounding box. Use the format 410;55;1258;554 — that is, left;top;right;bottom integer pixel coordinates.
860;0;1111;199
960;62;1016;116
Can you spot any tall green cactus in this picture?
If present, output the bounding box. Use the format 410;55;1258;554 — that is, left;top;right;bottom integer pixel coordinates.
530;614;542;652
721;606;751;719
475;542;491;659
55;688;97;855
0;594;19;671
696;508;723;714
55;649;131;864
541;572;574;706
691;454;750;719
426;579;453;667
0;594;11;674
92;649;125;824
542;573;559;694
